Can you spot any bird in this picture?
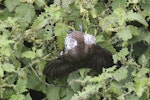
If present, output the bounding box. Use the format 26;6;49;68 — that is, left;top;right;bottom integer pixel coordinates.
43;31;114;78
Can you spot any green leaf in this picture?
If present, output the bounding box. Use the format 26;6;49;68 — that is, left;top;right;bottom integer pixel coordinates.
15;78;27;93
15;3;36;28
0;35;14;47
45;5;63;22
24;93;32;100
22;51;36;59
134;77;148;97
125;82;134;92
2;63;15;73
120;48;129;57
113;67;128;81
67;71;80;92
0;46;12;57
32;12;50;30
36;49;43;57
126;12;148;27
138;54;149;67
0;63;4;77
46;86;60;100
10;94;24;100
117;27;132;41
4;0;20;12
112;0;127;9
110;81;122;95
113;7;126;25
125;94;140;100
54;23;68;50
90;8;97;18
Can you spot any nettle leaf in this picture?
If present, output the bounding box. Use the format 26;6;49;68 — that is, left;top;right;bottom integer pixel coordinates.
125;94;140;100
136;68;149;77
113;48;129;63
125;82;134;92
4;0;20;12
110;81;122;95
0;46;12;57
22;51;36;59
10;94;24;100
126;11;148;27
54;23;68;50
0;63;4;77
2;63;15;73
32;12;50;30
138;54;149;67
46;86;60;100
117;26;132;41
0;35;14;47
15;3;36;28
24;93;32;100
134;77;148;97
90;8;98;18
67;71;80;92
45;5;63;22
112;0;127;9
99;15;118;32
113;67;128;81
36;49;43;57
15;78;27;93
113;7;126;26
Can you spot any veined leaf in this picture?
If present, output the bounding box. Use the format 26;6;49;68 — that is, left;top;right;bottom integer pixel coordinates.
22;51;36;59
46;86;60;100
15;78;27;93
54;23;68;50
2;63;15;73
113;67;128;81
0;63;4;77
4;0;20;12
10;94;24;100
126;12;148;27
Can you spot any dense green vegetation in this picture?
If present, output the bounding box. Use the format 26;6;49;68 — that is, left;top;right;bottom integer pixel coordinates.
0;0;149;100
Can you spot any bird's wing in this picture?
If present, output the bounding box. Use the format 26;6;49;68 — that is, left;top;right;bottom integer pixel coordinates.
86;44;114;73
43;55;78;78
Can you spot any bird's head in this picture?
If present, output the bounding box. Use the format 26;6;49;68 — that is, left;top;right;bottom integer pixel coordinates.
65;31;96;51
64;31;96;62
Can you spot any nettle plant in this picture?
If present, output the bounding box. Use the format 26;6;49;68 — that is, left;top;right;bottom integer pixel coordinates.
0;0;149;100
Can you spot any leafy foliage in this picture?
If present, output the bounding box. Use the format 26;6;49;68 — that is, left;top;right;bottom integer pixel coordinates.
0;0;150;100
